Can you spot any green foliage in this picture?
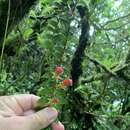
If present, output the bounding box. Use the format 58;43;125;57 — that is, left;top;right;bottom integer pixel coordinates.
0;0;130;130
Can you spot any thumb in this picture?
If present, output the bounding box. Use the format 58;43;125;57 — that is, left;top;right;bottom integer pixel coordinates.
26;107;58;130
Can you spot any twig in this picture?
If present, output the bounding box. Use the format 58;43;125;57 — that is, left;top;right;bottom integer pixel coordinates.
85;111;130;119
103;22;130;31
30;13;57;21
0;0;11;70
102;12;130;27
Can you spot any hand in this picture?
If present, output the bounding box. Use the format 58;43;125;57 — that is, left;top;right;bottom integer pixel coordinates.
0;94;64;130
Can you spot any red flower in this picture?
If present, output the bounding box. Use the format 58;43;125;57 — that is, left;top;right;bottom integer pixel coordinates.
55;66;64;75
63;79;73;87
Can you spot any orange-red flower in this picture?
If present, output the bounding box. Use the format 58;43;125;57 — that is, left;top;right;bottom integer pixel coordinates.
63;79;73;87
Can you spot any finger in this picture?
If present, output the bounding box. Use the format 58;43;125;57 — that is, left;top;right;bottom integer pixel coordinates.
13;94;40;111
23;110;35;116
0;94;39;115
26;107;58;130
52;122;65;130
1;108;57;130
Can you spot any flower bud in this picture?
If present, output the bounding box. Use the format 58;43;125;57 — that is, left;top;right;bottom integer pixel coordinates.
55;66;64;75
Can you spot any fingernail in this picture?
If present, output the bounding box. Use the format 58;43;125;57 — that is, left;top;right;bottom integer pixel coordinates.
45;107;58;121
52;121;65;130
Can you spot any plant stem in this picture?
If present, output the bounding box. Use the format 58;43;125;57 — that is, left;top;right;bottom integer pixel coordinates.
0;0;11;71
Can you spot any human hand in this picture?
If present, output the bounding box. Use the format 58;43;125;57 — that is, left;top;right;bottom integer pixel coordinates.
0;94;64;130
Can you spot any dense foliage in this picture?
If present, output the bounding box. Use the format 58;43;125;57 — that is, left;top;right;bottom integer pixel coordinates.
0;0;130;130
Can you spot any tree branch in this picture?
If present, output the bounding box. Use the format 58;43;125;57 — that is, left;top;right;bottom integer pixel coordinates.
87;55;117;76
81;62;130;84
102;12;130;27
71;5;90;87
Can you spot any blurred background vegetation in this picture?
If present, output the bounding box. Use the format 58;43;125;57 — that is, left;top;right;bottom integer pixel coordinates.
0;0;130;130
